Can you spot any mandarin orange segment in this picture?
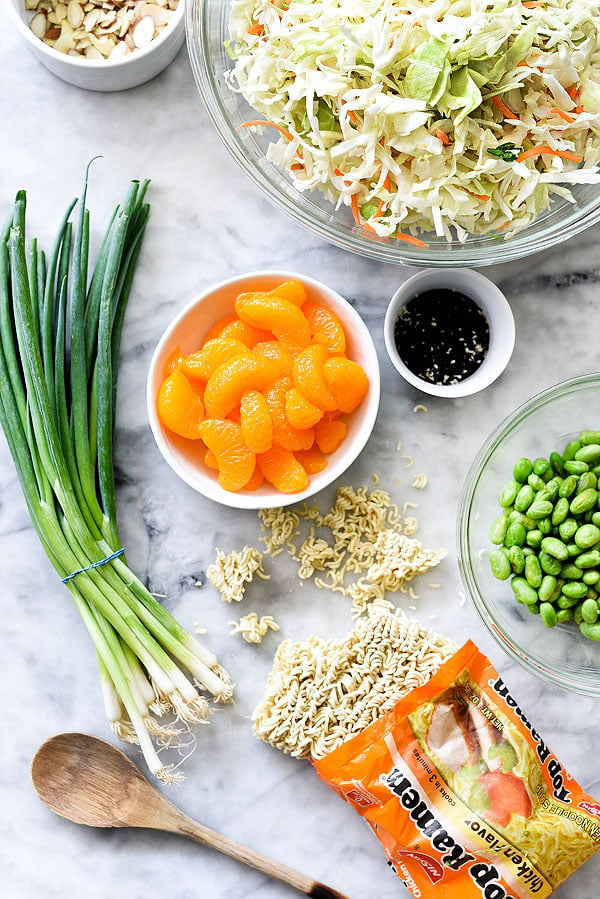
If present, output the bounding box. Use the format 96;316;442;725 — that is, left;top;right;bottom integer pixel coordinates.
264;378;315;451
204;354;279;419
292;344;337;411
182;337;252;383
267;279;308;306
157;369;205;440
253;340;294;377
257;446;309;493
302;302;347;355
323;357;369;413
315;418;348;455
236;280;308;309
285;387;324;430
243;462;265;491
202;313;237;346
235;294;311;351
163;346;183;377
201;418;256;492
240;390;273;453
219;318;273;347
295;446;328;475
204;447;219;470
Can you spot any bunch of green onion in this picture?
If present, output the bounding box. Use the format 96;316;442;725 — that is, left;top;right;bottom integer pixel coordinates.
0;172;233;782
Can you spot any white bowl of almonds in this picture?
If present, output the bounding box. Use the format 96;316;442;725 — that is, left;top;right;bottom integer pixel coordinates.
5;0;184;90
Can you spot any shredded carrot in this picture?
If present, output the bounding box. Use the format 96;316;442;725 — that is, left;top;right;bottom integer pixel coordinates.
435;128;450;146
466;190;490;201
333;168;344;177
567;85;581;100
492;95;521;121
383;173;392;192
395;232;427;249
239;120;294;141
350;194;362;227
516;145;584;163
522;1;546;7
550;107;576;124
348;109;359;124
575;105;585;114
246;23;264;34
375;200;387;218
290;164;304;171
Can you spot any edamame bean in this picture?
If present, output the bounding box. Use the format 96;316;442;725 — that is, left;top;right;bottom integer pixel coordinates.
577;472;598;492
574;524;600;549
533;457;551;478
591;512;600;528
575;444;600;465
556;609;573;623
528;500;553;520
505;521;526;547
561;581;588;599
581;599;600;624
570;488;598;515
526;529;543;548
514;484;534;513
564;460;590;475
508;545;525;574
499;480;520;507
575;549;600;569
559;475;578;498
540;536;569;560
559;518;578;541
538;575;557;602
563;440;582;461
513;458;533;483
511;577;538;605
540;602;557;627
551;497;569;526
579;430;600;445
550;451;564;475
561;563;583;579
489;550;511;580
583;570;600;585
557;594;579;609
525;555;542;588
490;514;508;544
580;621;600;640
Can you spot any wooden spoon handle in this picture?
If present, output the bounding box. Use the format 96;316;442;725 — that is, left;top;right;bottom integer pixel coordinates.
164;808;350;898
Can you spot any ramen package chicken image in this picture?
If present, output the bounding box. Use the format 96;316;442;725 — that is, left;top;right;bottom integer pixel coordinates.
314;640;600;898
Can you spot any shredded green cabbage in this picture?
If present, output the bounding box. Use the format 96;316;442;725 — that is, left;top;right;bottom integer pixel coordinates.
226;0;600;242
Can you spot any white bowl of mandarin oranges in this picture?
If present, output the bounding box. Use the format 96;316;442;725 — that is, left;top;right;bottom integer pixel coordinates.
147;271;380;508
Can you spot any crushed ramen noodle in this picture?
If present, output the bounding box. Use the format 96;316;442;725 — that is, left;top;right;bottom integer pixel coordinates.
252;603;458;758
310;638;600;898
259;485;446;615
206;545;269;603
229;613;279;644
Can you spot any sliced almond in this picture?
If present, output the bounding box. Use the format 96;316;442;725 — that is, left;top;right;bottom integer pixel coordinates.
131;14;154;47
29;11;47;38
67;1;84;27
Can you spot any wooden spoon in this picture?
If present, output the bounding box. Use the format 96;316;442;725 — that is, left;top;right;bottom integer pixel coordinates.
31;732;350;899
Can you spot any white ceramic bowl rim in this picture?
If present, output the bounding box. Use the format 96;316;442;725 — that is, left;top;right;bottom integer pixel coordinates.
147;269;381;509
4;0;184;69
383;268;515;398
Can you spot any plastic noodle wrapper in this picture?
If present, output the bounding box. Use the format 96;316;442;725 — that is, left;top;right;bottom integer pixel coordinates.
315;641;600;898
254;613;600;898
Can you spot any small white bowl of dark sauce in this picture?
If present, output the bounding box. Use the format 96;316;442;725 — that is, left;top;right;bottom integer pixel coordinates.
384;268;515;398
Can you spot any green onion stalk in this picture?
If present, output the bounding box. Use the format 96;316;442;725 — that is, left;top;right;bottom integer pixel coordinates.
0;172;233;783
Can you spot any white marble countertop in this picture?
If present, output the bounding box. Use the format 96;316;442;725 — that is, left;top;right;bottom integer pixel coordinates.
3;13;600;899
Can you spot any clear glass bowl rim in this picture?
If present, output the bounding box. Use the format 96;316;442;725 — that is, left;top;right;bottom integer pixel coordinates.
457;372;600;695
186;0;600;267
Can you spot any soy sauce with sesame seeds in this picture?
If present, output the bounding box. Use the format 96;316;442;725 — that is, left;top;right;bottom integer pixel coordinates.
393;288;490;386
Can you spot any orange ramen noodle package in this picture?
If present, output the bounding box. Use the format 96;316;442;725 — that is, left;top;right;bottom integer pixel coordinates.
253;608;600;897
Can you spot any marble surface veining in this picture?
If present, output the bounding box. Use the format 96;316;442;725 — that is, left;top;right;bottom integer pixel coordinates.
2;11;600;899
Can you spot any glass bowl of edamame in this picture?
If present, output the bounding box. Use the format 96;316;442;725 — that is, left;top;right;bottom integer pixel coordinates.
458;373;600;696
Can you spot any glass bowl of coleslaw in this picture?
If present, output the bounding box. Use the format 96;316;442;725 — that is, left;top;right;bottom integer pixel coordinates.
187;0;600;266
